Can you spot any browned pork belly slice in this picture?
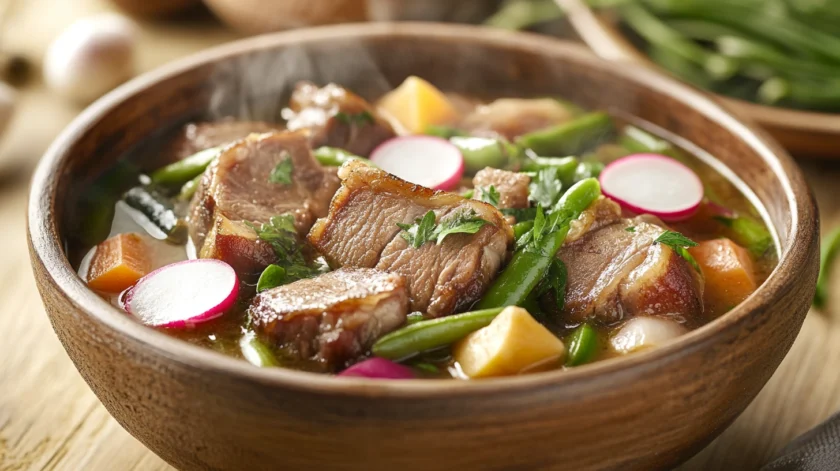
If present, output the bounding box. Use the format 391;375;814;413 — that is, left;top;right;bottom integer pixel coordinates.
284;82;396;157
165;119;282;160
558;198;705;326
249;268;409;370
198;214;277;279
308;160;513;317
188;130;340;251
472;167;531;209
459;98;576;140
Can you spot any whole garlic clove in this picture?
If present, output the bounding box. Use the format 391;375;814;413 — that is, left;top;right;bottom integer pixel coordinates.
43;14;137;105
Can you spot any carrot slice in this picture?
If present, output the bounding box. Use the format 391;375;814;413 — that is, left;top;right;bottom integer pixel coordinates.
688;238;757;314
86;233;151;293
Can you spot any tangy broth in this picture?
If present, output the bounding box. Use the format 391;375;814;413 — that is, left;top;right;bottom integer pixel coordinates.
73;80;776;380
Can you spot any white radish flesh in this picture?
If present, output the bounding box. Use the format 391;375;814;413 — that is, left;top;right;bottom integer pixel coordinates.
122;259;239;328
611;317;688;354
599;153;703;221
369;136;464;191
44;13;137;104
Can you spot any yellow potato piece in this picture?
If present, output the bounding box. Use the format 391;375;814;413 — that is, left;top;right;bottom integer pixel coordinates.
454;306;565;378
376;76;460;134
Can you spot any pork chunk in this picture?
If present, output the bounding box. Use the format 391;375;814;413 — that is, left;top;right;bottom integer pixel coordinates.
284;82;396;157
459;98;576;140
472;167;531;209
249;268;408;370
308;160;513;317
188;130;340;252
558;200;704;326
166;119;282;160
198;214;277;279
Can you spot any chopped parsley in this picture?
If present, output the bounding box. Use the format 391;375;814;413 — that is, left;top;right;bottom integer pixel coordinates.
529;167;564;209
516;205;574;253
534;258;568;311
268;151;293;184
625;226;636;233
247;214;322;291
335;110;375;126
654;230;701;273
478;185;500;207
397;210;492;248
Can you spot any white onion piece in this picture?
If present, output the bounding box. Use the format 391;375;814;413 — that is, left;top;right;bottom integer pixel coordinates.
44;13;137;104
611;317;688;354
599;153;703;221
122;259;239;328
369;136;464;191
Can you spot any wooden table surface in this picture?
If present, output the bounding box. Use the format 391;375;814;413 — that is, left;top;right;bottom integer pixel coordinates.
2;1;840;470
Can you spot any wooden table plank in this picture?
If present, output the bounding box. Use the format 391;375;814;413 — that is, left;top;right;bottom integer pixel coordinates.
0;1;838;470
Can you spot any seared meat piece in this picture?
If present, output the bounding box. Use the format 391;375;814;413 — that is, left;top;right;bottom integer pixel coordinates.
166;119;281;160
472;167;531;209
198;214;276;279
284;82;396;156
459;98;576;140
557;198;704;325
308;161;513;317
188;131;340;251
249;268;408;370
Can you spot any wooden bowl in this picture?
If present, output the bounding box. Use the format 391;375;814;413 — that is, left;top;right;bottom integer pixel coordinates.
28;23;818;470
560;0;840;159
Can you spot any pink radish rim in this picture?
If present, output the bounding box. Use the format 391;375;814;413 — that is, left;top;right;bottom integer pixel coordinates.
122;259;239;328
599;153;703;222
369;135;464;191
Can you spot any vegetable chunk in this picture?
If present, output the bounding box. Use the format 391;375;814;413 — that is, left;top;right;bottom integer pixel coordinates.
453;306;565;378
377;76;460;134
689;238;757;314
86;232;151;292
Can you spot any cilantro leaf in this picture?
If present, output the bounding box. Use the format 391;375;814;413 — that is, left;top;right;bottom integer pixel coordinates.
397;210;492;248
335;110;375;126
654;230;701;273
500;207;537;222
268;152;293;185
533;258;568;312
397;210;437;248
516;205;573;253
256;265;286;293
248;214;321;287
529;168;564;209
478;185;500;207
625;226;636;233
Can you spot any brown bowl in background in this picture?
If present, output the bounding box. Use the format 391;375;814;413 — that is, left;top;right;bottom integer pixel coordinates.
560;0;840;159
28;23;818;470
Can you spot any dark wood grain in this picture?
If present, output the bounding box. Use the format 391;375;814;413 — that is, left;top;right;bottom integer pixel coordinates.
559;0;840;159
27;23;819;470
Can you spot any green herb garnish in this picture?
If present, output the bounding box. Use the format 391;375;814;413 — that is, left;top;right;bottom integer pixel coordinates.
529;167;564;209
714;215;773;256
517;205;574;253
625;226;636;233
654;230;701;273
335;110;375;126
397;210;492;248
478;185;501;207
268;152;293;184
248;214;322;291
533;258;568;312
256;265;287;293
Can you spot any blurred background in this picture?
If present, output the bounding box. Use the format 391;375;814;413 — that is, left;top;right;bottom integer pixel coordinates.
3;0;840;469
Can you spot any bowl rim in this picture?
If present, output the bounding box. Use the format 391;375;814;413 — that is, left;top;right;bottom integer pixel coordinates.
559;0;840;135
28;22;815;398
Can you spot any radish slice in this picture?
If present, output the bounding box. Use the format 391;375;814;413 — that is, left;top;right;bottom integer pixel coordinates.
599;153;703;221
338;357;415;379
121;259;239;328
369;136;464;191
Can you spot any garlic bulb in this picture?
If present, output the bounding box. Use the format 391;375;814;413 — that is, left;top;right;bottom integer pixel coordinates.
43;14;137;104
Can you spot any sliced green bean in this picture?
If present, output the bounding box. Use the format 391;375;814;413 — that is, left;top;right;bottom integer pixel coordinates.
150;146;222;187
758;77;840;110
313;146;367;167
714;215;773;257
123;186;187;243
451;136;516;174
513;220;534;239
520;155;579;178
424;125;467;139
178;174;203;201
517;112;614;157
566;323;598;367
483;0;563;30
477;178;601;309
574;161;605;181
815;228;840;309
372;307;506;360
240;333;279;367
405;312;425;325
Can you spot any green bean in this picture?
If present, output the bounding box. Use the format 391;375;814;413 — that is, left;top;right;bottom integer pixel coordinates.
620;3;738;80
483;0;563;30
714;215;773;257
758;77;840;110
451;136;516;174
372;307;506;360
178;174;203;201
123;186;187;243
665;19;747;42
516;112;614;157
647;44;714;90
150;146;222;187
240;333;279;367
574;161;605;181
815;228;840;309
619;125;690;164
477;178;601;309
313;146;367;167
520;155;579;179
424;125;467;139
513;220;534;239
501;207;538;222
566;323;598;367
405;312;425;325
716;36;840;81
